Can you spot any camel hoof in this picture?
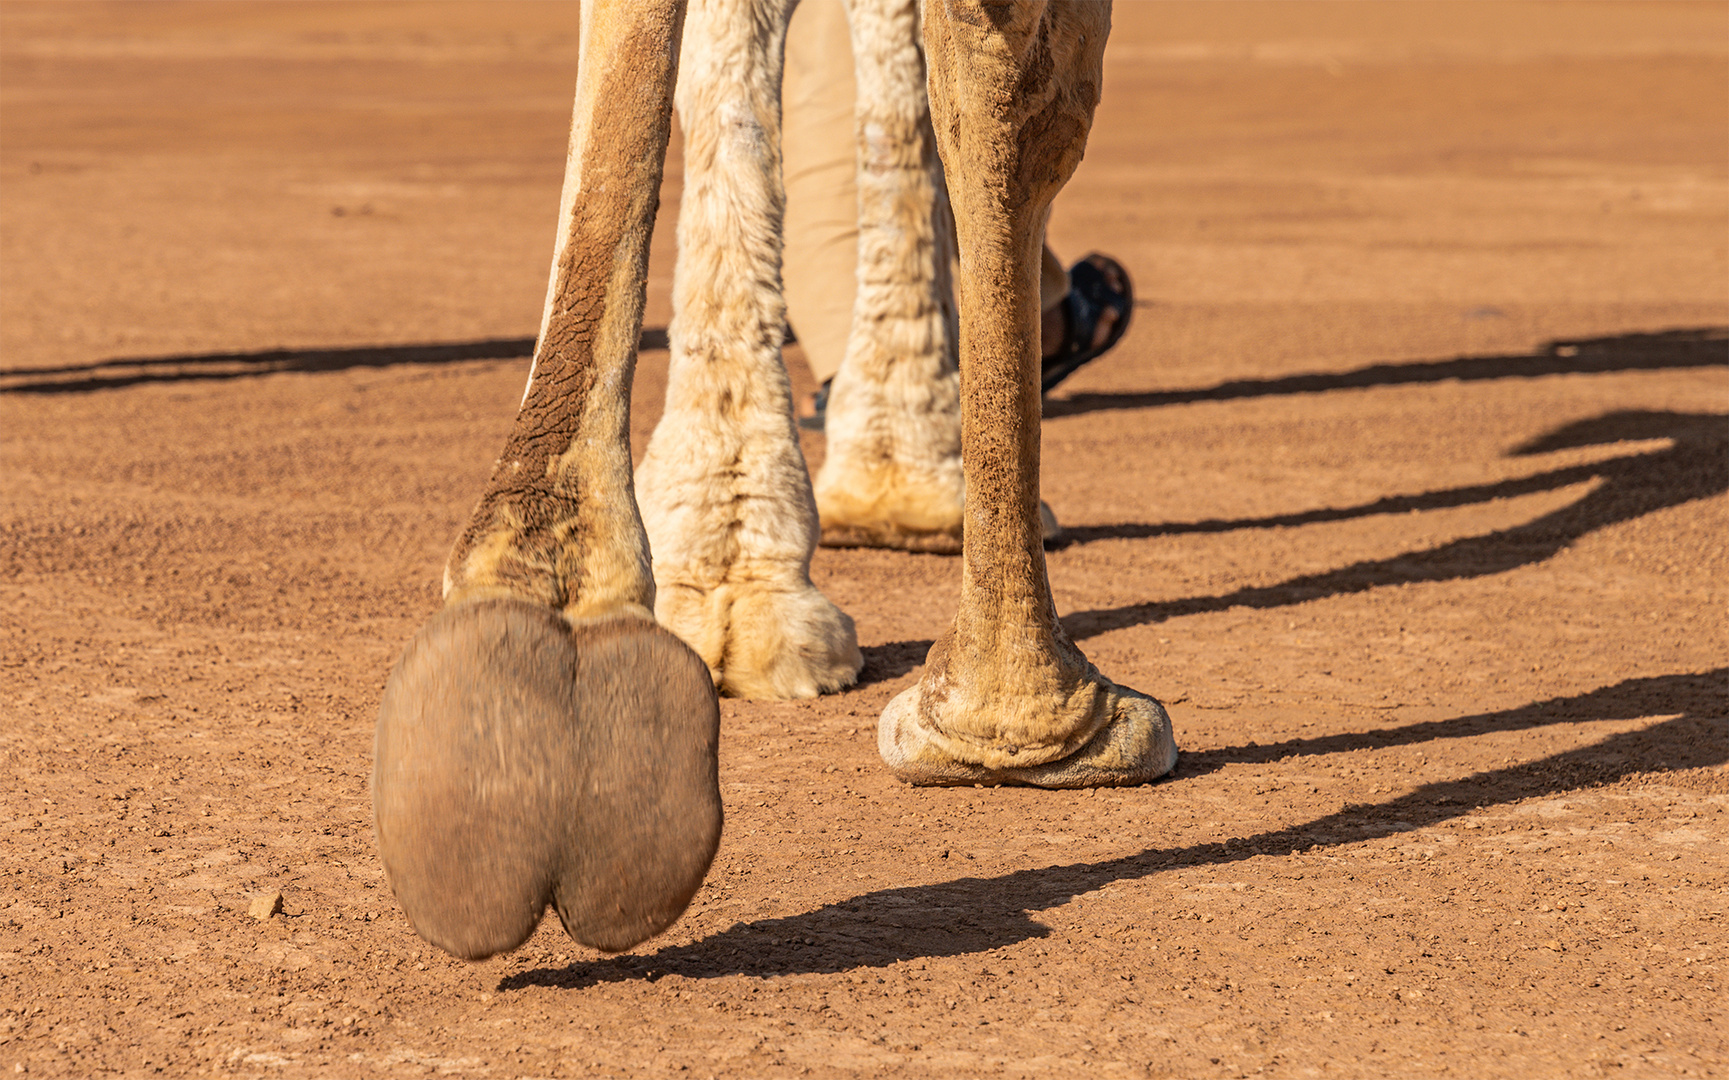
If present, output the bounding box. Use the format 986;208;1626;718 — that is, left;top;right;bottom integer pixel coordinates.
877;679;1176;789
655;580;863;699
813;459;965;554
373;599;721;960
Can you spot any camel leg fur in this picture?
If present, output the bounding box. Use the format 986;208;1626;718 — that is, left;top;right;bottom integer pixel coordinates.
812;0;967;554
813;0;1061;553
878;0;1178;787
375;0;722;960
635;0;865;699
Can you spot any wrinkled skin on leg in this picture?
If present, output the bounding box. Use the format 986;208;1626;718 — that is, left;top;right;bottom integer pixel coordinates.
813;0;967;554
374;0;722;961
878;0;1178;787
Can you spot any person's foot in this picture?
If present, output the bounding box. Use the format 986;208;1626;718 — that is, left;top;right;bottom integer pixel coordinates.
1040;253;1133;394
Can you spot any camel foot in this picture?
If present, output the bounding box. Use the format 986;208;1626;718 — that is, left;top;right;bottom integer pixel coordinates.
373;599;721;960
657;580;863;699
819;519;963;553
815;459;964;553
877;676;1176;788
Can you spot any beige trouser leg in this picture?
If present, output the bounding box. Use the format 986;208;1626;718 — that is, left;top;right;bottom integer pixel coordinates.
781;0;1067;385
781;0;859;385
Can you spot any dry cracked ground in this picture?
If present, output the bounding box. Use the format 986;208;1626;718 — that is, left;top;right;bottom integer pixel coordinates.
1;2;1726;1078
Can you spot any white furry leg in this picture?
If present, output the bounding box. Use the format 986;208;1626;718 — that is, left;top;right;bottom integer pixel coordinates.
812;0;966;554
636;0;862;699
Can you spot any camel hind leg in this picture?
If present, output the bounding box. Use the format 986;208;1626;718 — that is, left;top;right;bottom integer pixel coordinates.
813;0;967;554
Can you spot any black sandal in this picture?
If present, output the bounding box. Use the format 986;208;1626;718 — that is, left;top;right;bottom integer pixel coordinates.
1041;253;1133;394
802;253;1131;428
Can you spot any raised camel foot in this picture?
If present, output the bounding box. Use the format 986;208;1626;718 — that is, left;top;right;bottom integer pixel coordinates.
373;599;721;960
878;675;1177;788
657;578;862;699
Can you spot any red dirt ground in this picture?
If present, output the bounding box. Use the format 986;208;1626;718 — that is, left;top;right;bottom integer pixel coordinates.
2;3;1726;1077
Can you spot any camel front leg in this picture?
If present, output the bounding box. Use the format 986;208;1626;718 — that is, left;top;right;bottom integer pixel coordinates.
374;0;723;961
879;0;1177;787
636;0;863;699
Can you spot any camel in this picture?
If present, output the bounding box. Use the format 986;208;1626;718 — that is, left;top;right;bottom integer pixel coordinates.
372;0;1178;962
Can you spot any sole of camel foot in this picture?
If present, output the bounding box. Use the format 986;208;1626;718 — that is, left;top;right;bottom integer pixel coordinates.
373;599;721;959
876;677;1177;788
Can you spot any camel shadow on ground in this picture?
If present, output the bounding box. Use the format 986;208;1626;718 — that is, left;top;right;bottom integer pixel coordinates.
859;407;1727;682
1040;326;1726;419
2;325;1717;398
0;330;661;394
500;668;1725;990
1057;409;1726;641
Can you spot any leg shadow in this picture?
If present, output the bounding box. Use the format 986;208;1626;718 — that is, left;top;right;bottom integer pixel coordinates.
856;639;935;686
1060;410;1727;640
0;330;670;394
498;669;1723;990
1042;327;1727;419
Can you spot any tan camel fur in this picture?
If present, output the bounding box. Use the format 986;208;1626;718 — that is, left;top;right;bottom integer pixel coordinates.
634;0;863;699
879;0;1176;787
808;0;966;554
376;0;1176;961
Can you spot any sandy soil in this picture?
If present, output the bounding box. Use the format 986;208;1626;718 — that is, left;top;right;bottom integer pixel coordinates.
2;2;1726;1077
